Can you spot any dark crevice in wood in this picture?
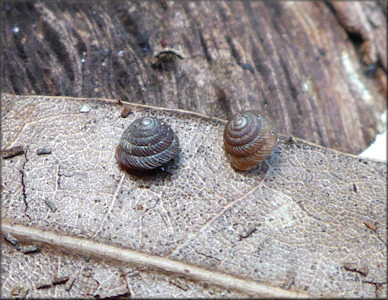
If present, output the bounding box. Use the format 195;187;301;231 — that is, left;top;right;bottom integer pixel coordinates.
249;41;270;85
41;20;74;83
214;85;233;120
375;55;388;76
267;2;285;36
119;5;150;54
174;68;185;110
346;31;364;48
243;3;276;98
278;57;301;116
216;2;228;24
6;63;21;95
226;36;241;66
13;34;27;61
198;27;212;64
25;68;39;94
324;2;365;57
72;29;88;55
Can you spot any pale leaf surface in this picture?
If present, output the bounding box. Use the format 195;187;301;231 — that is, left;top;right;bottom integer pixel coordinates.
1;94;386;298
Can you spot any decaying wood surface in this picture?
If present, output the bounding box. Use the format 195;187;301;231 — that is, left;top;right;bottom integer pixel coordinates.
2;1;386;154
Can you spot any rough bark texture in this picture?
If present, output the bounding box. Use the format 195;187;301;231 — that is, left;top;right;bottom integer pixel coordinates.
1;1;386;154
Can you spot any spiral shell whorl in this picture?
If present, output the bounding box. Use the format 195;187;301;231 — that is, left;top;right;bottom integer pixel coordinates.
224;111;277;171
116;117;180;170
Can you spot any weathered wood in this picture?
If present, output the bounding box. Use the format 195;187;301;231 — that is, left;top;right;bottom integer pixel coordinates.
2;1;386;154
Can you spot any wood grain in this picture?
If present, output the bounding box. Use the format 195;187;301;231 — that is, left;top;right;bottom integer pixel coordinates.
2;1;386;154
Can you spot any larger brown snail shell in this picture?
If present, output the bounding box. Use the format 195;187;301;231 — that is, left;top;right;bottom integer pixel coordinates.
115;117;180;170
223;111;278;171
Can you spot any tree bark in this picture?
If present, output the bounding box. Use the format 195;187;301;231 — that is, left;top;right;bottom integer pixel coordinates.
2;1;386;154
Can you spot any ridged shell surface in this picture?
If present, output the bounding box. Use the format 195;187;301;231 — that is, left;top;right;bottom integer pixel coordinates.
115;117;180;170
223;111;277;171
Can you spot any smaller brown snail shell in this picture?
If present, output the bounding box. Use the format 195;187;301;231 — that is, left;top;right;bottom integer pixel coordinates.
223;111;278;171
115;117;180;171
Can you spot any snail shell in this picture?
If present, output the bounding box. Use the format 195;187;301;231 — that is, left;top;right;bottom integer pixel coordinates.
115;117;180;170
223;111;278;171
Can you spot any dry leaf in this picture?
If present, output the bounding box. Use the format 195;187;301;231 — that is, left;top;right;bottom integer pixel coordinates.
1;94;386;298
